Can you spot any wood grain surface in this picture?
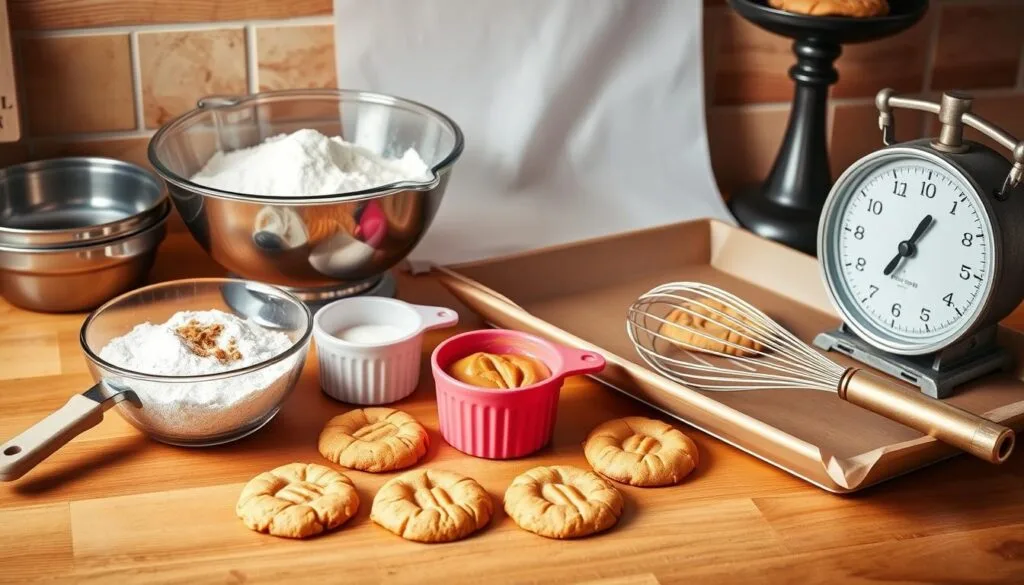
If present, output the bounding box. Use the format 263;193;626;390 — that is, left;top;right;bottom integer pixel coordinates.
2;233;1024;584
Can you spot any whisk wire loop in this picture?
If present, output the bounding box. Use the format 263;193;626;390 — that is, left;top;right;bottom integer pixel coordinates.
626;282;845;393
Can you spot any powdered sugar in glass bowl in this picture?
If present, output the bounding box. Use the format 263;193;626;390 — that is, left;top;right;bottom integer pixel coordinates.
80;278;313;446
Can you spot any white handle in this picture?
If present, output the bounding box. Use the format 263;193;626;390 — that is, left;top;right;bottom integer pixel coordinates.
0;390;108;481
412;304;460;332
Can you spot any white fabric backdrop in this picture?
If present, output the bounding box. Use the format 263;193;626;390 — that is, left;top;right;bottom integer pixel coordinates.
333;0;732;265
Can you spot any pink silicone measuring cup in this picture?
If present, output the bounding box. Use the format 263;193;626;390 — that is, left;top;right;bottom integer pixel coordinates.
431;329;606;459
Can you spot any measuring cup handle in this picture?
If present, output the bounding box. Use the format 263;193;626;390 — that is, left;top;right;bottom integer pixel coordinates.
558;348;607;378
0;386;108;482
412;304;460;332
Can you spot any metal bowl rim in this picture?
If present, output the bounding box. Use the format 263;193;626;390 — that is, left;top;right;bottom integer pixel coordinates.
79;277;314;383
0;199;172;250
0;157;169;243
147;88;465;205
0;202;171;255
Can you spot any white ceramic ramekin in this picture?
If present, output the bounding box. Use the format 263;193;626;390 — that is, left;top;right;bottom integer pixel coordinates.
313;297;459;405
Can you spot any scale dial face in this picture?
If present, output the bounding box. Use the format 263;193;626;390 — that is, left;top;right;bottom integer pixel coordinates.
820;148;997;355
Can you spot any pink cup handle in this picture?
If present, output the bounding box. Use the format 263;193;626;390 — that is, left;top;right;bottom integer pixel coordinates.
556;347;606;378
413;304;460;332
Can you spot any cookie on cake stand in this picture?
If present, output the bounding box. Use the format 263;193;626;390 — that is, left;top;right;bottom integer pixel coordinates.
724;0;928;256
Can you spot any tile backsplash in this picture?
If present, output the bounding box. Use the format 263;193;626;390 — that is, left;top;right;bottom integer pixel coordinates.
138;28;248;129
3;0;1023;213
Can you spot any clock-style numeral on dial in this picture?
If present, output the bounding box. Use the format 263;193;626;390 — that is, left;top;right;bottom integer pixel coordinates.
833;162;991;347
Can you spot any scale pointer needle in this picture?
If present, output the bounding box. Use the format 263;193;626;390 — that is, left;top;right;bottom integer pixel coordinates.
883;214;933;277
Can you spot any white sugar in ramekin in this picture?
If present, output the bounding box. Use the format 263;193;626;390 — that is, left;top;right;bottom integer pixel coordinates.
313;297;458;405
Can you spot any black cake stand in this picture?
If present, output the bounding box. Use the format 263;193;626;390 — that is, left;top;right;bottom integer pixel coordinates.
724;0;929;256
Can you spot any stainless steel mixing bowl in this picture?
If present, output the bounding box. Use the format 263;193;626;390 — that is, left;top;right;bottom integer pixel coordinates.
0;203;170;312
148;89;464;301
0;157;168;248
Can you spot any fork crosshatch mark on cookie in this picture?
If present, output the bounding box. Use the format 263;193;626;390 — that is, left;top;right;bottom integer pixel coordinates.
504;465;623;539
318;408;429;472
371;469;493;543
584;417;699;487
236;463;360;539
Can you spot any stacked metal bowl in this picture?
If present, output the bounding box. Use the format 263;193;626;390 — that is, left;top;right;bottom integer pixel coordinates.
0;157;170;312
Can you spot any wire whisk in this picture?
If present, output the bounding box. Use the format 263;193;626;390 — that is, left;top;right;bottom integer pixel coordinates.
627;282;847;393
625;282;1014;464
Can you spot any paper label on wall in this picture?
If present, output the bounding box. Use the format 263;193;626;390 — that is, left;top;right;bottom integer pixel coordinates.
333;0;731;265
0;0;20;142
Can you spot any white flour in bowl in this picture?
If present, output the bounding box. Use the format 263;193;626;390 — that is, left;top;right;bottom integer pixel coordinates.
189;128;431;196
98;310;302;440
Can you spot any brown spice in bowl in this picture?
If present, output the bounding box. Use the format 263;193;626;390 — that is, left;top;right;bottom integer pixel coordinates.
175;319;243;364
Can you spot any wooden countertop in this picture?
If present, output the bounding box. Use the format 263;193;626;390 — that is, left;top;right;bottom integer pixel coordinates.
2;233;1024;585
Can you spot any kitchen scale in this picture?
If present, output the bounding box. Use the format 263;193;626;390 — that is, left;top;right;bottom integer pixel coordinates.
814;89;1024;399
224;273;397;314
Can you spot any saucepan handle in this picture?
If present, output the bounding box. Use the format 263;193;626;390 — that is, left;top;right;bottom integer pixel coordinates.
557;348;607;378
413;304;460;333
0;385;110;481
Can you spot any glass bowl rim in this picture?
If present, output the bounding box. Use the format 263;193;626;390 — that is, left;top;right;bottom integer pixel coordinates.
147;88;465;205
79;277;314;383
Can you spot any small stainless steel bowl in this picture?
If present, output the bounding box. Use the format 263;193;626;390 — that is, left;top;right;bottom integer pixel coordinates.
0;204;170;313
0;157;168;249
148;89;463;302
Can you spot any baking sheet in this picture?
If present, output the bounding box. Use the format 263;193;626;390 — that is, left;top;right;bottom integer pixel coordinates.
332;0;732;265
434;219;1024;492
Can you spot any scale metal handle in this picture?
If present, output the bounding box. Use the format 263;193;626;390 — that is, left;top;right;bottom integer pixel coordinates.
875;88;1024;199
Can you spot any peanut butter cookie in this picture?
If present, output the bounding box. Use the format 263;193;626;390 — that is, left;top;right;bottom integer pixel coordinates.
584;417;699;487
768;0;889;17
447;352;550;389
319;408;429;473
236;462;359;539
371;469;493;543
504;465;623;539
658;297;764;357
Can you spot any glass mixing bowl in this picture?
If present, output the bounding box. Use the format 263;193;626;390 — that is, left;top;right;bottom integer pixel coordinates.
81;278;313;446
0;278;312;481
147;89;464;299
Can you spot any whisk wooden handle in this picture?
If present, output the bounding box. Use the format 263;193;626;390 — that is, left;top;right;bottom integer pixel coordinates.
839;369;1015;464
